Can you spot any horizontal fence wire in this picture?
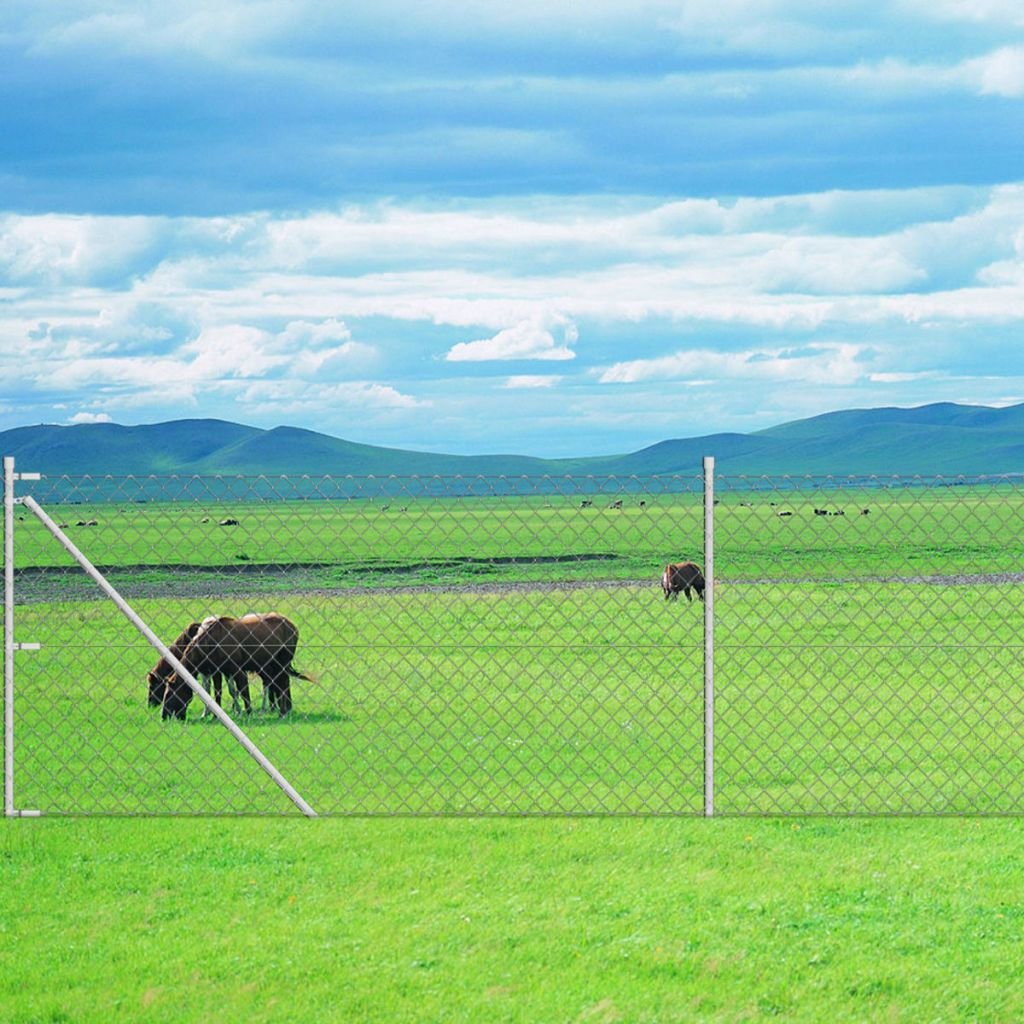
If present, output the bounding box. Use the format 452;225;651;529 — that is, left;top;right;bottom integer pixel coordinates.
4;468;1024;815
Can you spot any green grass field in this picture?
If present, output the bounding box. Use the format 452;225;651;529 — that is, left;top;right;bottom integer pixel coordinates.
3;817;1024;1022
4;478;1024;1019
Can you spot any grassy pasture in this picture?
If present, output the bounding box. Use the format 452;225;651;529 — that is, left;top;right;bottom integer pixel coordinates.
8;480;1024;817
6;479;1024;1020
10;580;1024;817
13;478;1024;584
3;817;1024;1022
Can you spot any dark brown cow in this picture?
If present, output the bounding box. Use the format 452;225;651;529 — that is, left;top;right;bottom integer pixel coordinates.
661;561;705;602
147;621;235;712
162;612;312;720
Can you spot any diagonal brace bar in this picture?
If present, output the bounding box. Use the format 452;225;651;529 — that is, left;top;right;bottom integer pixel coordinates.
20;494;317;818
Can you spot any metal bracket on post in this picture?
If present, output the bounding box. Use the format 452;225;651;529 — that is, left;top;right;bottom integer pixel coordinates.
703;455;715;818
4;456;42;818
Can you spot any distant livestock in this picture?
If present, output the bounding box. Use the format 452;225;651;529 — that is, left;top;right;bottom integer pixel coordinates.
161;612;312;721
661;562;706;603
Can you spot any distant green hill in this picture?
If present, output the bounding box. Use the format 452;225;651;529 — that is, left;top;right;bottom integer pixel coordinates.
3;402;1024;479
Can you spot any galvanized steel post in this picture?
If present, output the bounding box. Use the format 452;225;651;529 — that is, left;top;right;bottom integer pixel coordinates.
4;456;14;817
4;458;41;818
703;455;715;817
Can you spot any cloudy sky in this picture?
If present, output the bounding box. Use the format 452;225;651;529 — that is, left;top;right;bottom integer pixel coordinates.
3;1;1024;456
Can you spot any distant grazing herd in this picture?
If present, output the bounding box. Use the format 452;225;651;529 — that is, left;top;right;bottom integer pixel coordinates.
143;499;867;721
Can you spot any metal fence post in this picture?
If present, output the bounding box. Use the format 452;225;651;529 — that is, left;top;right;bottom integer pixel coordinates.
703;455;715;817
4;456;14;817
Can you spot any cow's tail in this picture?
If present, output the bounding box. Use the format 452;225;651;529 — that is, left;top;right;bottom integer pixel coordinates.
288;666;317;683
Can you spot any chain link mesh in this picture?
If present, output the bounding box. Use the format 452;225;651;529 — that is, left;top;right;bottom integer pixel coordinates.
714;473;1024;815
5;472;704;815
5;469;1023;815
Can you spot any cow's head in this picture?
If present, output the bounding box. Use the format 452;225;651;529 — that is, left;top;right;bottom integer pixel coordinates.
160;673;194;720
146;668;168;707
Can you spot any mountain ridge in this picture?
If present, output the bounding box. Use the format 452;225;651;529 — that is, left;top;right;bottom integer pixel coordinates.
3;402;1024;477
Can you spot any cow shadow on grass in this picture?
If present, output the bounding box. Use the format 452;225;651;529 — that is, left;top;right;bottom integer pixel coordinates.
188;710;353;726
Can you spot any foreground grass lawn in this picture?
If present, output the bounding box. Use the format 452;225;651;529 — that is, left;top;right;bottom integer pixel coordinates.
2;818;1023;1022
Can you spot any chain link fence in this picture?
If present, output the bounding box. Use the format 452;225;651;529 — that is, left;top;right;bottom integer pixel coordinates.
3;463;1024;816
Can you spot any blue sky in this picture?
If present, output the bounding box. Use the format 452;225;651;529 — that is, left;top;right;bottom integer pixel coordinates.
2;1;1024;456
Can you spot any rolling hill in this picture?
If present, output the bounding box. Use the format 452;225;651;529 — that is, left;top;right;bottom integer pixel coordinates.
2;402;1024;478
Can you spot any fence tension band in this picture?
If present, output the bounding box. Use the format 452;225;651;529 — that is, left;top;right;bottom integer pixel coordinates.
18;493;318;818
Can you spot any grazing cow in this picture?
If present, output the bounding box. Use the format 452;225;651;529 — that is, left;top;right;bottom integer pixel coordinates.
147;621;236;713
580;499;593;508
609;499;623;509
661;562;706;602
161;612;312;720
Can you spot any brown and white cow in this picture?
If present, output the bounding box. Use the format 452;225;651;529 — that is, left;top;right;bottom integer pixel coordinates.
661;561;705;602
161;612;312;720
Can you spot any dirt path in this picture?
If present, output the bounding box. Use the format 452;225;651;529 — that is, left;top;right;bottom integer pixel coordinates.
14;565;1024;605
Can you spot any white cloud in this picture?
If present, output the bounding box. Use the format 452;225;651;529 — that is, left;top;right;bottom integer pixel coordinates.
238;380;427;412
279;318;352;348
27;3;292;61
275;318;378;377
868;371;942;383
182;325;288;379
961;45;1024;96
0;213;165;285
600;343;870;387
445;317;578;362
503;375;563;388
912;0;1024;27
67;411;113;424
3;184;1024;451
290;341;377;378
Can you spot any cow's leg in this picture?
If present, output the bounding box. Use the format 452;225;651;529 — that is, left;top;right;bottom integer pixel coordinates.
225;672;247;714
274;670;293;716
227;673;240;713
262;671;285;713
233;672;252;714
200;673;220;718
260;674;275;712
684;587;692;602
